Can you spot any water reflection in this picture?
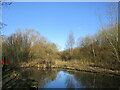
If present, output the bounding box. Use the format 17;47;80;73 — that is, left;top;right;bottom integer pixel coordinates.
43;71;81;88
20;68;120;88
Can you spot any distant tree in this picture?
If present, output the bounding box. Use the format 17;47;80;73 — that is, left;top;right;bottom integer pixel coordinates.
66;32;75;59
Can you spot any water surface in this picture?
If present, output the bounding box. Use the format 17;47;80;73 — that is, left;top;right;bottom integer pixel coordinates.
20;68;120;88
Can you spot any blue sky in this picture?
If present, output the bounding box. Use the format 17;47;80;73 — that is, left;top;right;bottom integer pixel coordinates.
3;2;116;51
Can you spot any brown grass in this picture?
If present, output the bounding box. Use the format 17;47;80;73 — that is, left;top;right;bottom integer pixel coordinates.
20;59;120;76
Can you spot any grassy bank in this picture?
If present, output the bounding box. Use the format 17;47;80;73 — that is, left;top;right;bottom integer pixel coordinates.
20;59;120;76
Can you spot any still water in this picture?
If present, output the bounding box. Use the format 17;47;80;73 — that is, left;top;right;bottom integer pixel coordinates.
20;68;120;88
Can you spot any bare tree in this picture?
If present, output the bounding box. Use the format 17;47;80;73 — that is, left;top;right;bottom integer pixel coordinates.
66;32;75;58
98;3;119;62
0;0;12;30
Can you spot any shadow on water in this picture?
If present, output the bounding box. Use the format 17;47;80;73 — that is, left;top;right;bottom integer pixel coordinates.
2;67;120;88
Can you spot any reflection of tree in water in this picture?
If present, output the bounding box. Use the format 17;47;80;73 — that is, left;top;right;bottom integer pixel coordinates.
64;72;81;88
39;78;51;88
38;69;58;88
66;75;74;88
16;69;120;88
17;68;58;88
70;71;120;88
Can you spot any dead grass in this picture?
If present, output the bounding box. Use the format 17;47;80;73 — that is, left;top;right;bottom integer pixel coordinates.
53;59;120;75
20;59;120;76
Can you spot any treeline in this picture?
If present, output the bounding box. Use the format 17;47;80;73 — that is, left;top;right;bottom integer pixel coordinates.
61;24;120;69
60;4;120;70
2;23;119;70
2;29;58;66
